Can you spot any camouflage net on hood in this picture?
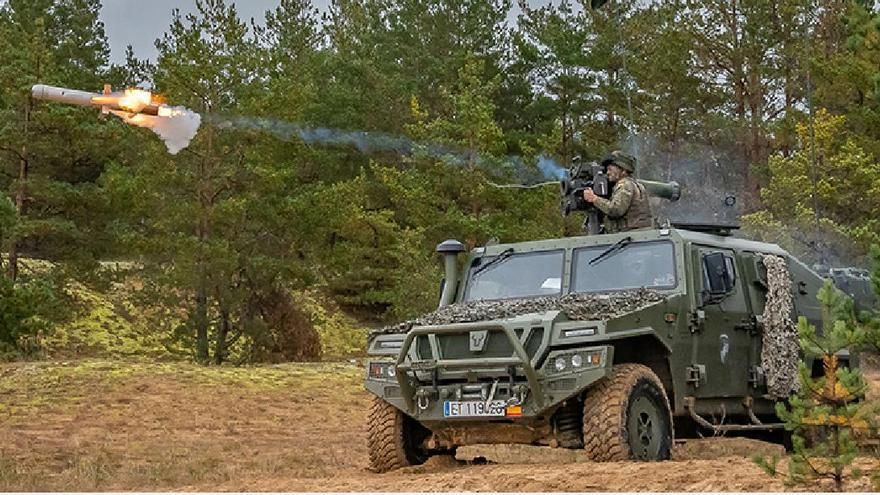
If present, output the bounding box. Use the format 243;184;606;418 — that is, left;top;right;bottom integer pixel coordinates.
761;254;801;398
373;289;666;335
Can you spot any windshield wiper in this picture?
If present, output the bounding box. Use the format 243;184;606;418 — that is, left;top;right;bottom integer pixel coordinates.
471;248;515;278
588;236;633;266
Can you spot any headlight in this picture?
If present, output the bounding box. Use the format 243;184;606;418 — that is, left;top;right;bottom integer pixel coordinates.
368;362;397;380
546;348;605;375
554;356;567;372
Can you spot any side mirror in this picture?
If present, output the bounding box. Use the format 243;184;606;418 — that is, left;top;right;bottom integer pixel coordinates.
703;252;736;296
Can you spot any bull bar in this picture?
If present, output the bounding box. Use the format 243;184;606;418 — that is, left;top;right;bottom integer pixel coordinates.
394;321;545;412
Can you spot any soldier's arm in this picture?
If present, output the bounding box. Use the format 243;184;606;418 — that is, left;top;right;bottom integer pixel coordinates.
593;181;635;218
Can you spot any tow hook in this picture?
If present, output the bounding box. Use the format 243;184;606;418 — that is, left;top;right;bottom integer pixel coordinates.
507;384;528;406
415;389;433;411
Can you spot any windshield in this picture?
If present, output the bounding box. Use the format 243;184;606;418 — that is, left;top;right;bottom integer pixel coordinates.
572;240;676;293
464;250;564;301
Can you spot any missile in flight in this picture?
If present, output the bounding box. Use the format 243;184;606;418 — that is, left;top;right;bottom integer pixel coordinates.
31;84;174;118
31;83;201;155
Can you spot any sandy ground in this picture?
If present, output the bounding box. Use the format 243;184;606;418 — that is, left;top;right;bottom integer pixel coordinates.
0;359;876;492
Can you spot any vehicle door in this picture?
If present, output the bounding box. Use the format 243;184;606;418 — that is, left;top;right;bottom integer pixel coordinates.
690;246;751;400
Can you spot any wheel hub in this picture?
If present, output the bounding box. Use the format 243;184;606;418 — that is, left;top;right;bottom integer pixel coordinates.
628;396;661;460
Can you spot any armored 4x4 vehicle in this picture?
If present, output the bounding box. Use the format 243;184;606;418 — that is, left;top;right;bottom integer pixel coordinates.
364;224;860;471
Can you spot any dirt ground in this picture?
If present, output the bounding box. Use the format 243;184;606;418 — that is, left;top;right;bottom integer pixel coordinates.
0;359;877;492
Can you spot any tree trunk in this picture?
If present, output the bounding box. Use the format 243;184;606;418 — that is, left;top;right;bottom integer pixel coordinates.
214;306;230;364
729;0;746;119
194;116;215;364
195;280;209;363
8;100;30;281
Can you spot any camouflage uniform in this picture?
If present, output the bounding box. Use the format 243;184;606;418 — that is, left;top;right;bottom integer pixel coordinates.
592;152;654;233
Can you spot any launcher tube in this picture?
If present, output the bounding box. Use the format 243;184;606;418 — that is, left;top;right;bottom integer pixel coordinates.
639;180;681;202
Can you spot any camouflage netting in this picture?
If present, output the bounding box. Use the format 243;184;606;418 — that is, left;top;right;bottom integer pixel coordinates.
760;254;801;398
373;289;666;335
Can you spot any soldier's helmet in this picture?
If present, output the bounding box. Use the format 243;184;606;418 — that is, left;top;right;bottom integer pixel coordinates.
601;150;636;173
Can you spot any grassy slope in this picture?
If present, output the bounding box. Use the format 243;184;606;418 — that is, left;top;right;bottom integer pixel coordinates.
42;274;367;360
0;360;366;491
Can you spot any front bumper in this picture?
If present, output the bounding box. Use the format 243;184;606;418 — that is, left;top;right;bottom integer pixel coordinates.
365;342;614;422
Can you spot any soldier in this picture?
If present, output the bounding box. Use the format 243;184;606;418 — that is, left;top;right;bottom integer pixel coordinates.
583;151;654;233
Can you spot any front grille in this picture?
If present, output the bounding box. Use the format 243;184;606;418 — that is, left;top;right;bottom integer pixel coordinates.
438;332;514;358
549;378;576;390
419;326;546;362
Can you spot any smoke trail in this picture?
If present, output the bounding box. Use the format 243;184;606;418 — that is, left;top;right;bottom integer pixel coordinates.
116;107;202;155
537;156;567;180
209;114;569;184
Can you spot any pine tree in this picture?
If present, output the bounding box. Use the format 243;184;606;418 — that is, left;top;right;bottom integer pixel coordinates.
0;0;120;279
758;279;875;491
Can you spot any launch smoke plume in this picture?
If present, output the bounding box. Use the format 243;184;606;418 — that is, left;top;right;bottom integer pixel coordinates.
208;114;866;268
208;115;567;184
118;107;202;155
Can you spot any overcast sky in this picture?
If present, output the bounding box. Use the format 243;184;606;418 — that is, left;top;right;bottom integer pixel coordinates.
100;0;321;63
99;1;549;64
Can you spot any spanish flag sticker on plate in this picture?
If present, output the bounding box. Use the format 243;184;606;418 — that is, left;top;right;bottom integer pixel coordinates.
506;405;522;417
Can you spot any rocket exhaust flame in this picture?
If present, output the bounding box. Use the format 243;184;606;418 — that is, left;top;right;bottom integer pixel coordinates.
31;84;201;155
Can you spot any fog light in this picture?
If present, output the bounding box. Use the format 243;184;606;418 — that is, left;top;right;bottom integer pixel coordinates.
571;354;584;368
554;356;567;372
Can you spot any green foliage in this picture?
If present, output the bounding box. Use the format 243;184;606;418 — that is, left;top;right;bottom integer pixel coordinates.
0;0;127;272
743;109;880;263
47;278;185;360
757;276;877;491
0;272;68;358
7;0;880;367
293;290;367;359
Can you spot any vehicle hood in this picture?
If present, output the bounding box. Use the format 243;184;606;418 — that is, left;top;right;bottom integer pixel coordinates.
372;288;667;335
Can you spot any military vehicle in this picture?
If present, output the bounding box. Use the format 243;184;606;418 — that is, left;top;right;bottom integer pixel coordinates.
363;174;863;472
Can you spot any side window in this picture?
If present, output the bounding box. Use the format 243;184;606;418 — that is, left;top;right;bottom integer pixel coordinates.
698;249;750;313
724;256;737;287
702;251;736;295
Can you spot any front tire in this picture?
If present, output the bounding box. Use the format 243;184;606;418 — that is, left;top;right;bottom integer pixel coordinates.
582;363;673;461
367;396;430;472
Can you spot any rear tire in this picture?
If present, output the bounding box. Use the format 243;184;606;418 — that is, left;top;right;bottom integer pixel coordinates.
367;396;430;472
582;363;673;461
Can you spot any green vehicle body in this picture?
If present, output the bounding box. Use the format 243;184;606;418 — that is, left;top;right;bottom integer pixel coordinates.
365;226;859;459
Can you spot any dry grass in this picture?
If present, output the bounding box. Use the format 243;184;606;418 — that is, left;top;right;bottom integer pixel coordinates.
0;359;877;492
0;359;367;491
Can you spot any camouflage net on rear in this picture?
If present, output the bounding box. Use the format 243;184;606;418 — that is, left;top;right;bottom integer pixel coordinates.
373;289;666;335
761;254;801;398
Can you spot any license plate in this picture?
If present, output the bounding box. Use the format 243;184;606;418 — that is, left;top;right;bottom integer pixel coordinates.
443;400;507;418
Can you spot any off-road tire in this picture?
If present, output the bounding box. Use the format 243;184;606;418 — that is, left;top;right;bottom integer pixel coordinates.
367;396;429;472
582;363;673;461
